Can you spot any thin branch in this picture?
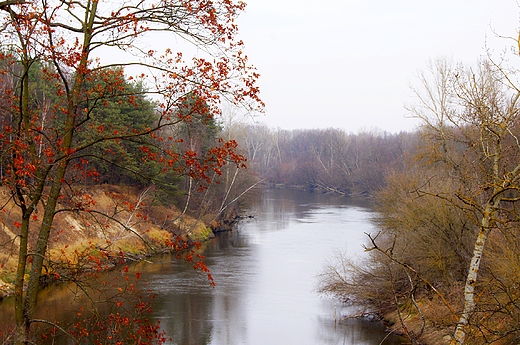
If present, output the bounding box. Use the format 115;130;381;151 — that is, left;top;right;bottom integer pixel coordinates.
364;232;459;321
29;319;77;343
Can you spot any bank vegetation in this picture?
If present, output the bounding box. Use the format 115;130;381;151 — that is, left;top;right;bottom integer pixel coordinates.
318;56;520;345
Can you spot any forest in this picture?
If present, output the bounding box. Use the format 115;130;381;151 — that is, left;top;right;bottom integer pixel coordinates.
233;125;415;195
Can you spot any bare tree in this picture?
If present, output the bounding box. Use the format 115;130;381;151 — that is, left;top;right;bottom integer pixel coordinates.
409;58;520;344
317;57;520;344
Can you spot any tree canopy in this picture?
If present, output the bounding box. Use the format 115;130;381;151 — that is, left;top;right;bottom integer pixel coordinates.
0;0;262;343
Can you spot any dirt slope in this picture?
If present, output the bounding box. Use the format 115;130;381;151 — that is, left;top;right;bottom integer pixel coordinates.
0;185;213;297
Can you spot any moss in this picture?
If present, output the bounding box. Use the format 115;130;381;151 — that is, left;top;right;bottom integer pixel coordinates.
145;228;172;246
188;224;215;241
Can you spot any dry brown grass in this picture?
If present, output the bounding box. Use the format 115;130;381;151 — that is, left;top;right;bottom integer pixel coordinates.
0;185;213;296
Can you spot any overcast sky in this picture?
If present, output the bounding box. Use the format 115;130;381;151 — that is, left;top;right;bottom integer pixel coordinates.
235;1;520;133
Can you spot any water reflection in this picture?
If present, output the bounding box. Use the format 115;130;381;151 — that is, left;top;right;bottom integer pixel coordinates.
0;189;405;345
140;188;405;345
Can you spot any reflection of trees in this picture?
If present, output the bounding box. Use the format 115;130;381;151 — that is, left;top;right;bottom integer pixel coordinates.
146;232;252;345
206;233;251;344
316;315;406;344
209;292;248;345
153;292;213;345
252;189;368;232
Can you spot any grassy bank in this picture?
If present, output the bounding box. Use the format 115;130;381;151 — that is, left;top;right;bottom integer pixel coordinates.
0;185;217;299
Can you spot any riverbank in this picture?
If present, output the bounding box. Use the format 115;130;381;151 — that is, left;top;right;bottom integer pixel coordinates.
334;299;452;344
0;185;220;300
382;309;452;345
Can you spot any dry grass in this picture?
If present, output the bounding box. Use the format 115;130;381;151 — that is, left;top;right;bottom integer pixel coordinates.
0;185;214;296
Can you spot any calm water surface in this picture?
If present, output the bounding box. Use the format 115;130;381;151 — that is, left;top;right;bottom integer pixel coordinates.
0;188;406;344
140;189;405;345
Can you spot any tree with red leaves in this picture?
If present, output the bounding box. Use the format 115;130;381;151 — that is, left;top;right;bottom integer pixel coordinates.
0;0;262;343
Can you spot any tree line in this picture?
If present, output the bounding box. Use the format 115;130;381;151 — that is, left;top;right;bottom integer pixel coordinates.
230;125;417;196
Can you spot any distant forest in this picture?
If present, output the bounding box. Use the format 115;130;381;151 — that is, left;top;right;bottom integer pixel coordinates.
232;124;416;196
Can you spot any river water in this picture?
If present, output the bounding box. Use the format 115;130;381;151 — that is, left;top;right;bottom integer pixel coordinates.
0;188;406;344
140;188;405;345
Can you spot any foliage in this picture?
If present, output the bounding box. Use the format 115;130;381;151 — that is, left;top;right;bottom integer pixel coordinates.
0;0;262;343
75;68;160;185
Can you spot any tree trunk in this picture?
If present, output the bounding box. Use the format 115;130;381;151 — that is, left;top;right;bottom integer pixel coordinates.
13;1;96;340
451;202;496;345
16;163;68;344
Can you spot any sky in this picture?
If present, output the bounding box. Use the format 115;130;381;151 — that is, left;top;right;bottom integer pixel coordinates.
235;0;520;133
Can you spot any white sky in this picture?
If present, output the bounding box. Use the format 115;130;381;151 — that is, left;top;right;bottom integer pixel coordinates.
235;0;520;133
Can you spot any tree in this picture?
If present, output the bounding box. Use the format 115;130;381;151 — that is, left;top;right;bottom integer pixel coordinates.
317;57;520;344
409;58;520;344
72;67;161;185
0;0;262;343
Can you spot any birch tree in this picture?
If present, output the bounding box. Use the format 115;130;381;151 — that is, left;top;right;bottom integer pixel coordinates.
409;58;520;344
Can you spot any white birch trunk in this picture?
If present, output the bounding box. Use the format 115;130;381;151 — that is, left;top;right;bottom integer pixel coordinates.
451;202;496;345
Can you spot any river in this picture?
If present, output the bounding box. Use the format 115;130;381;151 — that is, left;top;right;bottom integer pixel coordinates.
141;188;405;345
0;188;406;344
